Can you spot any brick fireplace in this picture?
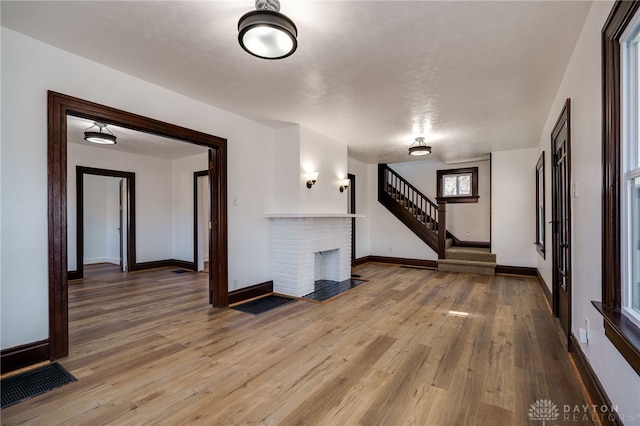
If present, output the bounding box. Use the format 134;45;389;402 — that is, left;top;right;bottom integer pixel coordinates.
267;215;357;297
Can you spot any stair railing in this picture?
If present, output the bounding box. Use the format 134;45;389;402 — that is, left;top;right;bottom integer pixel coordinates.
378;164;447;258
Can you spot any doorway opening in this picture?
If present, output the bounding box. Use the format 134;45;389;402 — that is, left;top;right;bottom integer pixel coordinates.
69;167;135;280
48;91;228;360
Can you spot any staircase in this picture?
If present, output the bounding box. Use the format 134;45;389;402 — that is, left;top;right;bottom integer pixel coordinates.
378;164;496;275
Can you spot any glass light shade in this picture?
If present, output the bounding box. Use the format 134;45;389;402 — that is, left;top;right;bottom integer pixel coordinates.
238;10;297;59
408;145;431;156
84;131;116;145
341;178;350;187
309;171;319;181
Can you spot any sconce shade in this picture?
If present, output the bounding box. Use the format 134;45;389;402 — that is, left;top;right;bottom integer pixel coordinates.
84;122;117;145
306;171;318;188
238;1;297;60
339;178;350;193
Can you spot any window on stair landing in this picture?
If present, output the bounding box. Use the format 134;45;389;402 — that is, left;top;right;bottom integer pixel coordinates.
436;167;479;204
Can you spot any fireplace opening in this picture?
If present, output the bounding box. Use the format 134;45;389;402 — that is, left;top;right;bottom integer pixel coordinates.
314;249;340;282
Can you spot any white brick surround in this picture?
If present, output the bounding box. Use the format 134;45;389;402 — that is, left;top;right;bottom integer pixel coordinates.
269;216;352;297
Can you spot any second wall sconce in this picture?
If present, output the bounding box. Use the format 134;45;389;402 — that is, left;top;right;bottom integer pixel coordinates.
306;171;319;188
339;178;350;193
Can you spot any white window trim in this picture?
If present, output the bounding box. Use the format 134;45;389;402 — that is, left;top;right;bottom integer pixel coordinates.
621;21;640;329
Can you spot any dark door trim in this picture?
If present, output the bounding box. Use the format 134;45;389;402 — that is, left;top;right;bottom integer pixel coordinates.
551;98;572;349
48;91;228;360
348;173;356;267
68;167;135;280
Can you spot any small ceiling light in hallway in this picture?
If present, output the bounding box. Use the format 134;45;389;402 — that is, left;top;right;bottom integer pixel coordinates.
84;122;117;145
238;0;297;60
408;137;431;156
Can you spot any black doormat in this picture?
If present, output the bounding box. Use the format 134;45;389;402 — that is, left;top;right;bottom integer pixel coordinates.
1;362;76;409
232;295;296;315
171;269;190;274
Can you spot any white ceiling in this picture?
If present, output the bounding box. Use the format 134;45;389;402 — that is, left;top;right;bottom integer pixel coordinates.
2;1;592;164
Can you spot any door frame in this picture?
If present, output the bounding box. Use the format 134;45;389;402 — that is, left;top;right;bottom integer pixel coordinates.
68;167;135;280
551;98;572;349
348;173;356;267
47;91;228;360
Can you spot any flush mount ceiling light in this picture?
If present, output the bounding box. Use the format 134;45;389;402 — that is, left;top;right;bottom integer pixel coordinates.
408;137;431;156
84;122;117;145
238;0;297;60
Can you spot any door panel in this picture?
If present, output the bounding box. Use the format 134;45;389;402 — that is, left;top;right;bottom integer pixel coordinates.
551;99;571;348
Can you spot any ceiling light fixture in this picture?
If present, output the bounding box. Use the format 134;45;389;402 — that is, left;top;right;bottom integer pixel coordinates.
408;137;431;156
238;0;297;60
83;122;117;145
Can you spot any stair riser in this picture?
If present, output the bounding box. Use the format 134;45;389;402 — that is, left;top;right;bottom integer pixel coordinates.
446;252;496;263
438;263;495;276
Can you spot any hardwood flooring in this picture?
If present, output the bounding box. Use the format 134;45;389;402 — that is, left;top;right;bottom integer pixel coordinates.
2;263;593;425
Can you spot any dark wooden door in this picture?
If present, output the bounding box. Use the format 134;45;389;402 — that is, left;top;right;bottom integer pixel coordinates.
551;99;571;348
348;173;356;267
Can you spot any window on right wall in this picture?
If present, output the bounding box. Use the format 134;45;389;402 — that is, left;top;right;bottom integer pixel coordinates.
436;167;479;203
598;0;640;376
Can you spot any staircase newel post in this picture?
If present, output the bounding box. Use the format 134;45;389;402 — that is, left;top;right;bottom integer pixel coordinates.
438;201;447;259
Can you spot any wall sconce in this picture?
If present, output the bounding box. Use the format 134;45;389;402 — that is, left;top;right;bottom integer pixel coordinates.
339;178;350;193
306;171;318;188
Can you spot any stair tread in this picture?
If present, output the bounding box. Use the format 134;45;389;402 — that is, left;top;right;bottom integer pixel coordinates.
438;258;497;267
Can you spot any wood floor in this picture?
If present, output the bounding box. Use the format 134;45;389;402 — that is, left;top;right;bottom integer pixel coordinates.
3;263;592;425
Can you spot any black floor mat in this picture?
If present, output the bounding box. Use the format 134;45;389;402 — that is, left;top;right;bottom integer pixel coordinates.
1;362;76;409
232;295;296;315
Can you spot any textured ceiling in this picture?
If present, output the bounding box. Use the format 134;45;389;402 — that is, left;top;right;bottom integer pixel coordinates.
2;1;592;164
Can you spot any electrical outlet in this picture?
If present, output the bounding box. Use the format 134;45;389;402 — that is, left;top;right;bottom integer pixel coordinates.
232;196;238;207
389;247;393;253
579;328;588;344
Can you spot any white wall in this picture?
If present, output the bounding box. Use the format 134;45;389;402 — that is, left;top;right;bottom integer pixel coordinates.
171;152;208;262
270;125;349;215
491;148;537;268
390;159;491;242
83;175;109;264
299;126;349;214
271;126;301;212
105;177;121;264
348;157;370;259
67;142;175;265
535;1;640;421
1;27;275;349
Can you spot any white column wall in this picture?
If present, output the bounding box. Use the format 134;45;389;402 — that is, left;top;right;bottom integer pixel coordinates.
491;148;537;268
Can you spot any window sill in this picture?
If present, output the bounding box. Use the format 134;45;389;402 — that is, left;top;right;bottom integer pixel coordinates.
592;301;640;375
436;195;479;204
